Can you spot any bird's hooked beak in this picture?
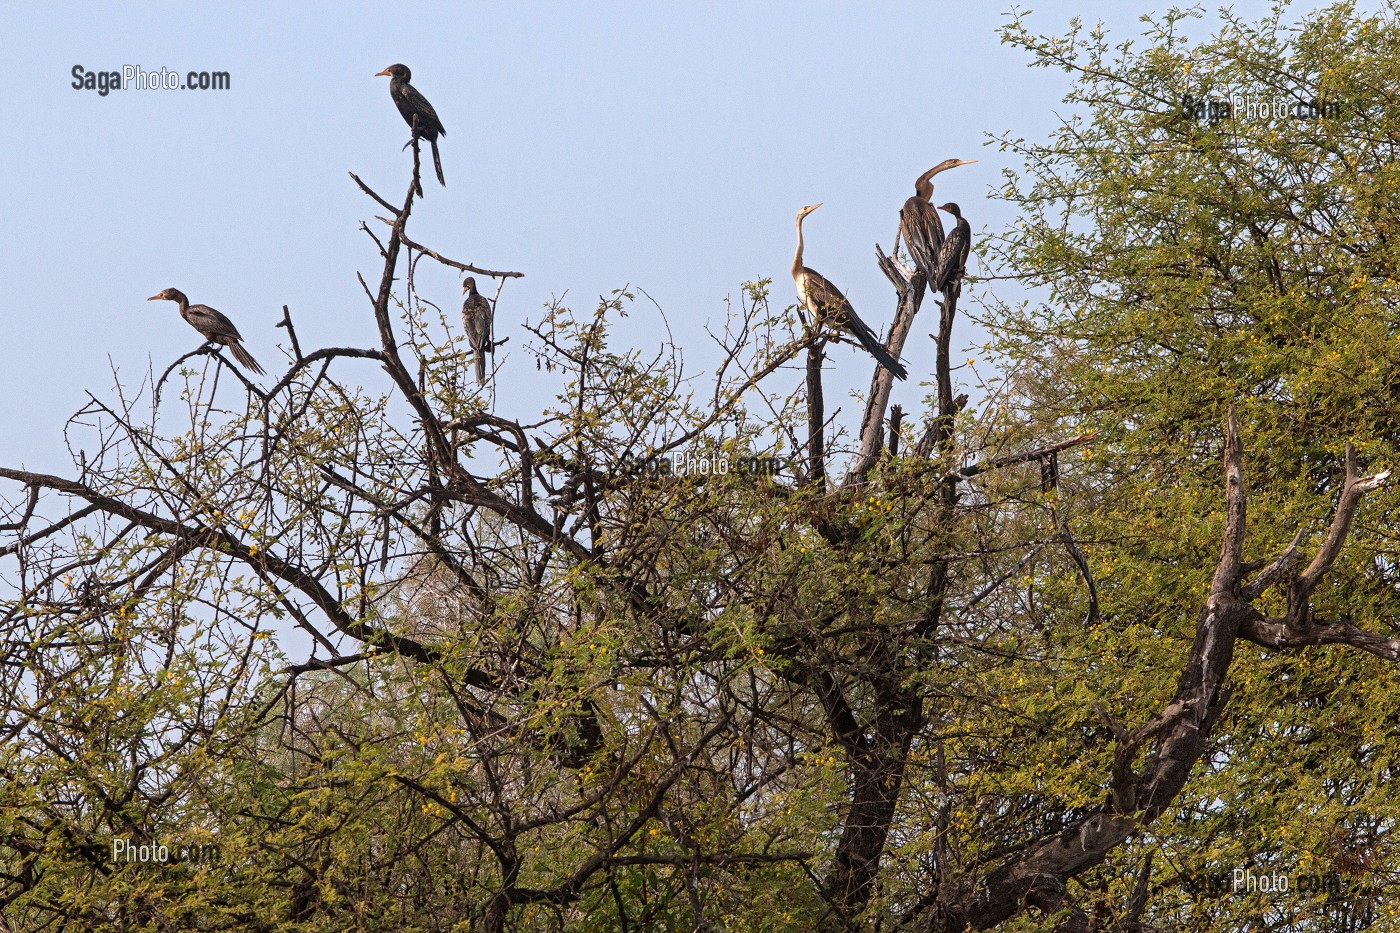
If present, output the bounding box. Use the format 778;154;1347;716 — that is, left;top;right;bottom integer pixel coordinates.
146;293;162;301
374;68;393;78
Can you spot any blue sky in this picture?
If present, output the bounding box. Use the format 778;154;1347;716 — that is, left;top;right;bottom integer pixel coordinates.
0;1;1280;471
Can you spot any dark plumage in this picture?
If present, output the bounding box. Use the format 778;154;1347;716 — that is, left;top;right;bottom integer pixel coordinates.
461;277;492;385
147;288;264;375
899;159;975;287
792;203;908;381
376;64;446;187
900;199;942;287
934;203;972;297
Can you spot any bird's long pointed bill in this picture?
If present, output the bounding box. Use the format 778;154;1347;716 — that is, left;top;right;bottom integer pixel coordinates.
374;68;392;77
146;295;161;301
929;160;977;174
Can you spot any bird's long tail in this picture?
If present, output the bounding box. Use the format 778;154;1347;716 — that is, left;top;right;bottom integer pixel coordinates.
474;349;486;385
846;313;907;381
431;138;445;187
229;341;265;376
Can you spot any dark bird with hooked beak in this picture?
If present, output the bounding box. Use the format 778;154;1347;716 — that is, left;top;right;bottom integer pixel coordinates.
933;202;972;298
375;63;446;187
147;288;264;375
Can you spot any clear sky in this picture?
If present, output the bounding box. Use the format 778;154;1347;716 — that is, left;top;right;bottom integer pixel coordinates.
0;1;1285;471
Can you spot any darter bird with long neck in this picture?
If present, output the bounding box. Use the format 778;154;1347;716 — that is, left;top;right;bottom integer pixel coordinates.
375;63;446;187
461;277;493;385
792;203;908;381
147;288;264;375
934;202;972;298
899;159;974;287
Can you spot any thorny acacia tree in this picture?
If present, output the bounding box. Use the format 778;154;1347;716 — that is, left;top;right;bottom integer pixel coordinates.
3;6;1400;931
986;3;1400;930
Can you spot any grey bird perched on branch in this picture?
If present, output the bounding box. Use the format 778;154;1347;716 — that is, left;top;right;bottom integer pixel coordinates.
792;203;908;381
899;159;975;287
147;288;264;375
461;277;492;385
376;64;446;188
934;203;972;298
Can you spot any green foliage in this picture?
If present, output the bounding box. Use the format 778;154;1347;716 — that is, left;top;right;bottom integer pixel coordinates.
990;2;1400;927
4;6;1400;930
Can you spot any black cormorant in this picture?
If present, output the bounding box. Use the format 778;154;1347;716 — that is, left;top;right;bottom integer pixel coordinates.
147;288;264;375
376;64;446;187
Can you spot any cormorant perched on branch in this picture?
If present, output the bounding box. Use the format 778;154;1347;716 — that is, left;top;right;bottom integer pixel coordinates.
376;64;446;187
934;202;972;298
462;277;492;385
792;203;908;381
899;159;975;286
147;288;264;375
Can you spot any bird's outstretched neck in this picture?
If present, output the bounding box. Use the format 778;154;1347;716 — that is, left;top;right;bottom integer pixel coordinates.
914;167;938;201
915;158;977;201
792;212;807;283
